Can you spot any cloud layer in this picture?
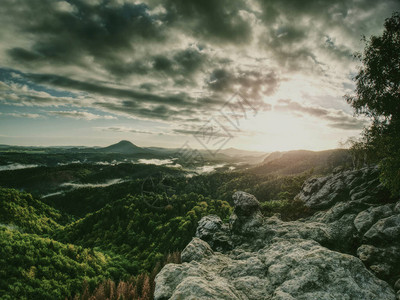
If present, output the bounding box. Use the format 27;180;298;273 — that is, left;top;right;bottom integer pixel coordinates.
0;0;399;148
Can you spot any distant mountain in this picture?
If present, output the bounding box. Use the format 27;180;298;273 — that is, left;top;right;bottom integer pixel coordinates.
99;140;145;154
262;151;284;164
250;149;352;175
219;147;267;158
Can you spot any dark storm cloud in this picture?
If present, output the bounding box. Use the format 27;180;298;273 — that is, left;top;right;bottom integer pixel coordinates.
4;0;400;74
275;99;366;130
261;22;320;70
256;0;400;70
163;0;253;44
173;48;205;72
8;48;44;62
3;0;252;80
6;0;164;70
145;47;206;79
95;101;200;122
99;46;206;79
1;0;399;130
0;67;236;123
207;68;279;101
26;73;192;107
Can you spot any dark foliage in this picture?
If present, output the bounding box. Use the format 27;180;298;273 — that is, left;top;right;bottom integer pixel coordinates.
58;192;231;274
0;227;131;300
345;12;400;196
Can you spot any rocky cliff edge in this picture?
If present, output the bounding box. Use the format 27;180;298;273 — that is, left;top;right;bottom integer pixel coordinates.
155;167;400;300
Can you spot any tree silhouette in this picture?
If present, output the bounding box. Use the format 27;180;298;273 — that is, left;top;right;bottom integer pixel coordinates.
346;12;400;196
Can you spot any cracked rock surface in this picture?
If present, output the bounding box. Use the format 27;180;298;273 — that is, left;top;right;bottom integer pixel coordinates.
155;167;399;299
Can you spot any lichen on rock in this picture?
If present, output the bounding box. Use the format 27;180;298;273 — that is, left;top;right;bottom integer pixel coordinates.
155;167;399;299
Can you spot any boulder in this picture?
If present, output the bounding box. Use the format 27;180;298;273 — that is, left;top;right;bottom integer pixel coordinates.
155;238;395;300
298;167;388;210
181;238;213;263
156;167;399;299
354;204;394;234
364;214;400;244
357;244;400;282
230;191;263;235
196;215;223;240
232;191;260;216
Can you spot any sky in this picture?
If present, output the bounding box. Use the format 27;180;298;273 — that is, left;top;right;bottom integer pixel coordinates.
0;0;399;152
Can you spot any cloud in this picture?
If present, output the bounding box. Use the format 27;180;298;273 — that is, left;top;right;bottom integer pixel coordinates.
256;0;399;71
208;68;279;99
173;128;233;138
328;121;365;130
0;0;398;147
48;110;116;120
0;112;42;119
163;0;253;44
96;126;159;135
275;99;367;130
27;73;192;106
5;0;165;71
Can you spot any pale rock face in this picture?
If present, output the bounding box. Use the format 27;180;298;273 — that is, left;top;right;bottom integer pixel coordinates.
230;191;263;235
232;191;260;216
357;244;400;280
364;214;400;243
155;238;395;300
181;237;213;263
354;204;395;234
195;215;223;240
297;166;388;209
155;167;399;299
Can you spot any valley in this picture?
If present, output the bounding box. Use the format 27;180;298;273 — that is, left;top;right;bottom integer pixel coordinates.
0;141;354;299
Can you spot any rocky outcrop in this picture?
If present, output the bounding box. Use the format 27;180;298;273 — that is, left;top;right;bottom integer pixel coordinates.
181;237;214;263
155;167;400;299
297;166;389;209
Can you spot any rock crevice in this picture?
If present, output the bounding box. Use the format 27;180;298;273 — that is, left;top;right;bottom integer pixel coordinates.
155;167;400;299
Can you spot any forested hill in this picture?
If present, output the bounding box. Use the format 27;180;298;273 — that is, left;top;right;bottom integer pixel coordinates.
0;187;231;299
0;187;131;299
0;188;68;234
0;147;370;300
250;149;352;175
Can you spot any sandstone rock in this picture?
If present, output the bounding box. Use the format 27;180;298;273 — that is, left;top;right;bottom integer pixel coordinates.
395;278;400;291
357;244;400;283
196;215;223;240
262;239;394;300
181;238;213;263
156;167;399;299
394;201;400;213
297;171;349;209
364;214;400;244
354;204;394;234
168;276;242;300
230;210;264;235
298;167;386;210
195;215;233;250
232;191;260;216
229;191;263;235
155;238;395;300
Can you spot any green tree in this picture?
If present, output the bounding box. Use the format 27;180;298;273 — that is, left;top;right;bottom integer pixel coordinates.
345;12;400;196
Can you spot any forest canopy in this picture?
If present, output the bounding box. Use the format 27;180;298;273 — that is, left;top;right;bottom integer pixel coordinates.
346;12;400;196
